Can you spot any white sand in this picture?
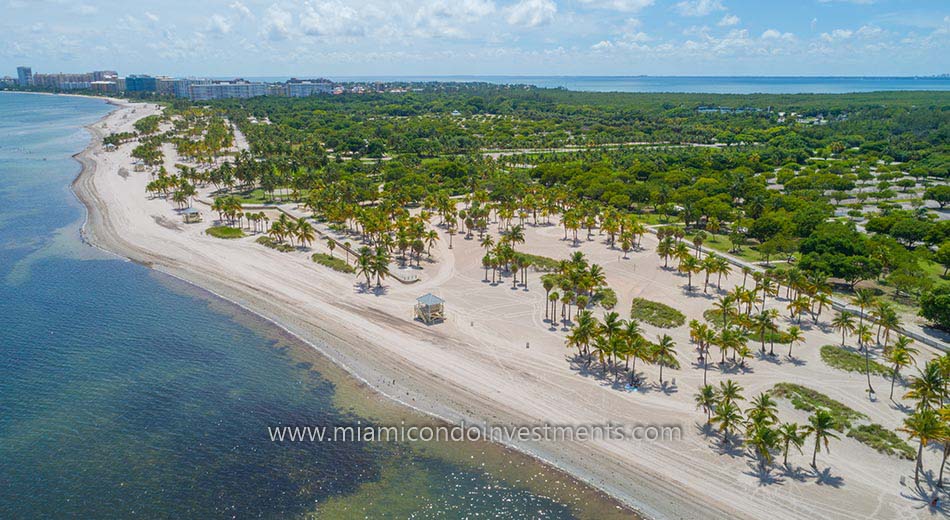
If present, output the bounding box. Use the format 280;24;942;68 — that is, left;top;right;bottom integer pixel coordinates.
72;99;945;519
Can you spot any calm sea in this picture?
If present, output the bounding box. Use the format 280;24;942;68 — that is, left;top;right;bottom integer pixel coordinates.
252;75;950;94
0;93;629;519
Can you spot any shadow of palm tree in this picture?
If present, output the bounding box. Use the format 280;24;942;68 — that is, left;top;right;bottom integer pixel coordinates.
714;436;746;458
900;481;948;513
778;464;811;482
784;356;806;366
743;459;786;486
811;466;845;487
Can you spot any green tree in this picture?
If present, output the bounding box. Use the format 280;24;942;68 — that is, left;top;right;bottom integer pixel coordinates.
804;409;840;469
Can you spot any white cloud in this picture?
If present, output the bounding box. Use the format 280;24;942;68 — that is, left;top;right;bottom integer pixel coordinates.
506;0;557;28
579;0;654;12
820;28;853;41
761;29;794;40
717;14;739;27
854;24;883;38
675;0;724;17
261;4;292;41
818;0;875;4
413;0;496;37
144;11;160;23
229;1;253;19
299;1;367;37
207;14;232;35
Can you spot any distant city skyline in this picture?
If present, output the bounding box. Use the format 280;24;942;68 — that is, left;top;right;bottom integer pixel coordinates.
2;0;948;77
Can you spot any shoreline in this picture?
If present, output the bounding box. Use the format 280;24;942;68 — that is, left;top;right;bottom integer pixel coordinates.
67;98;661;517
62;93;936;520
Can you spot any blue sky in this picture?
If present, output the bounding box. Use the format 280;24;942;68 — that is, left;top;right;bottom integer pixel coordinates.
2;0;948;77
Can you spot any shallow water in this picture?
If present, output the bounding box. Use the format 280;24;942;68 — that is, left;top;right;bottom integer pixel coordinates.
0;93;633;519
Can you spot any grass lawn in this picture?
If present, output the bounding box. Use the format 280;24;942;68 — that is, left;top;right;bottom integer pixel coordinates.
312;253;355;273
630;298;686;328
820;345;891;376
687;231;800;264
638;213;680;226
205;226;245;239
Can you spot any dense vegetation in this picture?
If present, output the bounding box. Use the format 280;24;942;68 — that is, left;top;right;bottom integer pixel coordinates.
185;85;949;328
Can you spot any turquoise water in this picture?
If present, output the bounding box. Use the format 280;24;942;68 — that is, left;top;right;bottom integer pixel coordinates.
0;93;618;518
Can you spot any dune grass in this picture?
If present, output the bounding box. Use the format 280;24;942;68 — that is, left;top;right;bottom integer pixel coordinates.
255;236;294;252
820;345;890;376
771;383;867;430
312;253;355;274
630;298;686;328
846;424;915;460
206;226;245;239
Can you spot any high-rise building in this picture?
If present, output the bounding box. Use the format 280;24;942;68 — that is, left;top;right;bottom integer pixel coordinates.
285;78;333;97
124;75;157;92
188;80;267;101
16;66;32;87
156;76;177;96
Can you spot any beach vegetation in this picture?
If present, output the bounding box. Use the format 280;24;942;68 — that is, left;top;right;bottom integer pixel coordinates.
630;298;686;328
206;226;245;239
312;253;355;274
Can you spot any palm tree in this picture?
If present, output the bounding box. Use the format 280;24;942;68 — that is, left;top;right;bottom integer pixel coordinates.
853;288;876;328
718;379;745;406
788;295;811;324
711;401;743;446
712;295;735;330
542;276;555;320
786;325;804;358
900;408;943;486
887;336;917;400
326;237;337;258
812;292;832;323
831;312;856;347
905;361;946;411
777;422;806;467
702;255;718;292
479;234;494;253
695;384;716;423
355;246;374;288
938;406;950;488
746;392;779;426
295;218;315;248
679;255;702;291
372;247;391;287
752;312;774;355
804;409;840;469
747;423;779;471
424;229;439;256
653;334;677;385
567;310;596;359
656;237;675;268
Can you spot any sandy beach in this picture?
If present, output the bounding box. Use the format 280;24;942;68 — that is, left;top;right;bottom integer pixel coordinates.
70;98;945;519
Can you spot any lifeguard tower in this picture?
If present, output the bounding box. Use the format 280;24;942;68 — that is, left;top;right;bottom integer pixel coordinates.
414;293;445;324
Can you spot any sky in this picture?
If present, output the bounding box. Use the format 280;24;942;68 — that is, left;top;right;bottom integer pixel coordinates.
2;0;948;77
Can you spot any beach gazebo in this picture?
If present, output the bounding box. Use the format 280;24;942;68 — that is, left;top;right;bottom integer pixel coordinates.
181;207;201;223
414;293;445;324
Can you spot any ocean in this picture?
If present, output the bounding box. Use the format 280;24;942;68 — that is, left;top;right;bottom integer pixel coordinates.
247;75;950;94
0;92;628;518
